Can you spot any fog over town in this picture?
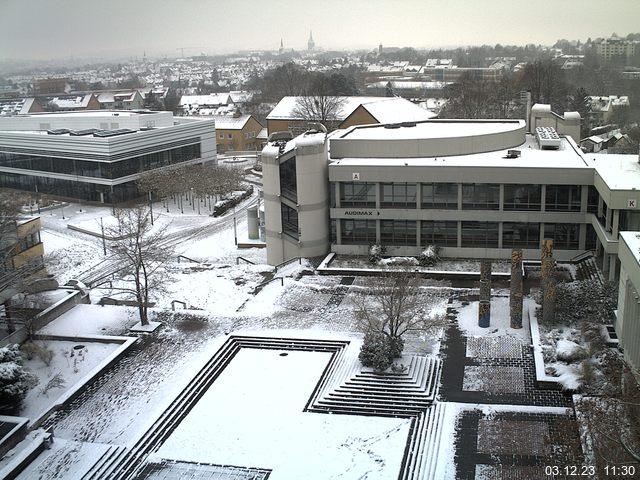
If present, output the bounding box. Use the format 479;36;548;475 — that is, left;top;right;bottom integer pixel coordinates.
1;1;640;479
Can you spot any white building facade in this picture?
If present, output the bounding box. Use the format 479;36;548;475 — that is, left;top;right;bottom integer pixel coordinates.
0;111;216;203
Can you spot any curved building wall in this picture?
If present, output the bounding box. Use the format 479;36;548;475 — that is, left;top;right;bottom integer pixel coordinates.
330;120;526;159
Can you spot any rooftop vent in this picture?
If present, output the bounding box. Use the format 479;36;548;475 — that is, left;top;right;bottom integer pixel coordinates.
47;128;69;135
535;126;561;149
400;121;417;127
69;128;99;136
384;123;401;129
506;149;521;158
93;128;136;138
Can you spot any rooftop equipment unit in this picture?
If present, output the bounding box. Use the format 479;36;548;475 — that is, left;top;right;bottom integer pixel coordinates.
506;149;521;158
535;126;561;149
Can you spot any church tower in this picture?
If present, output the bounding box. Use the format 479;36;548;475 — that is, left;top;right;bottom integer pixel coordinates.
308;30;315;51
279;38;284;55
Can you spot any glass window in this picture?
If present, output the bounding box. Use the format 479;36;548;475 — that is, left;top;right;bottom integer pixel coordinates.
281;203;298;239
545;185;581;212
504;184;541;211
380;220;417;246
461;222;499;247
339;182;376;208
421;220;458;246
340;219;376;245
587;186;599;214
279;156;297;202
543;223;580;250
381;183;417;209
462;184;499;210
421;183;458;209
502;222;540;248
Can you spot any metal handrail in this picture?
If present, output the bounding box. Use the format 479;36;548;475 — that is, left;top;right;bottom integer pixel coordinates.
236;256;256;265
274;256;302;272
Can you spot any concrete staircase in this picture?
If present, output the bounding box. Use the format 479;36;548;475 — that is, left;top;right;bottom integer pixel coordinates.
401;402;448;480
309;355;441;417
574;253;604;284
96;335;348;480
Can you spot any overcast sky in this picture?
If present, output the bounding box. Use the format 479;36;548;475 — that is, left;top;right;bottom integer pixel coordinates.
1;0;639;61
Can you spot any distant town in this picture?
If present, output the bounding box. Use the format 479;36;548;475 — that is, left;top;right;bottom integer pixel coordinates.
1;29;640;480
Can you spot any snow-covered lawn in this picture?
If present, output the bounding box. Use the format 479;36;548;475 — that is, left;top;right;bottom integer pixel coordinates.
154;348;411;479
38;304;140;336
454;295;532;343
20;339;121;421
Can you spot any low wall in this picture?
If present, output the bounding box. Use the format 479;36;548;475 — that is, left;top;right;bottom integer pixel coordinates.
528;303;563;389
1;289;90;348
28;334;137;430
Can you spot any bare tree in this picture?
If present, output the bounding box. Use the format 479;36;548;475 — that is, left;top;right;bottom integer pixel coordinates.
292;74;346;133
351;269;447;369
138;164;244;214
576;354;640;469
107;205;173;326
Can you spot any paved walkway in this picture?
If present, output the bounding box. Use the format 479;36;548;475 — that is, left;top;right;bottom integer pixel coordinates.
440;295;583;479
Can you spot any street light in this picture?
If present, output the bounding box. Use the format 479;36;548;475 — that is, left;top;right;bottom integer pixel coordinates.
233;202;238;245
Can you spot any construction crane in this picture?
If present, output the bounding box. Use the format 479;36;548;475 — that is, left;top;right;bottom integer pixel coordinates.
176;46;204;57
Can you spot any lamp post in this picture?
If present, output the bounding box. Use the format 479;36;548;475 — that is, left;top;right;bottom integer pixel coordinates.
100;217;107;256
233;203;238;245
148;191;154;225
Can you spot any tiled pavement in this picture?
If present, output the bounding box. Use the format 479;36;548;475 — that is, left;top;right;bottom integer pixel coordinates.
440;296;582;479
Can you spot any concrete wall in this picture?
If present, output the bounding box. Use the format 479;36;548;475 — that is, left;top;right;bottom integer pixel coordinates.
262;133;330;265
617;233;640;370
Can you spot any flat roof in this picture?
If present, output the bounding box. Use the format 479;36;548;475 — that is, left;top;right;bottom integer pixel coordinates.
330;135;590;170
11;110;157;118
339;119;523;140
620;231;640;264
588;154;640;191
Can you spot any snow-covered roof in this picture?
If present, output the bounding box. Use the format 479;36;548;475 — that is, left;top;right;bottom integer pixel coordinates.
330;134;589;170
588;153;640;191
0;97;36;116
211;114;252;130
266;96;436;122
257;127;268;139
180;93;233;107
49;95;93;109
358;98;437;123
620;232;640;265
96;91;140;104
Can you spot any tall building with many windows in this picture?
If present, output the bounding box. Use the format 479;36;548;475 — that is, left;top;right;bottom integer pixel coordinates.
262;117;640;284
0;111;216;203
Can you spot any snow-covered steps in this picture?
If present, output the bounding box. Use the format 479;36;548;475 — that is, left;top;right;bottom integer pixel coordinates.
103;335;349;480
401;402;448;480
308;355;442;417
136;460;271;479
81;445;128;480
574;254;604;284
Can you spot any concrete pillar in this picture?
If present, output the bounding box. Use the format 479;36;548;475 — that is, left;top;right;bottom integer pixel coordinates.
247;207;259;239
542;267;556;324
612;210;620;238
510;249;523;329
478;260;492;327
609;255;617;282
540;239;555;324
478;300;490;328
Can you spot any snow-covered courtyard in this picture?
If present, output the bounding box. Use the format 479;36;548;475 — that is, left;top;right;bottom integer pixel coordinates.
0;196;603;479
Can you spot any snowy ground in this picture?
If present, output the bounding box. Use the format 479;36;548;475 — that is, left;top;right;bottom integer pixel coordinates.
4;197;588;479
153;348;410;479
20;339;121;421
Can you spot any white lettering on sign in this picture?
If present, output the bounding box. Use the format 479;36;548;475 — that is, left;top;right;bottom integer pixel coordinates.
629;199;637;208
352;172;360;181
